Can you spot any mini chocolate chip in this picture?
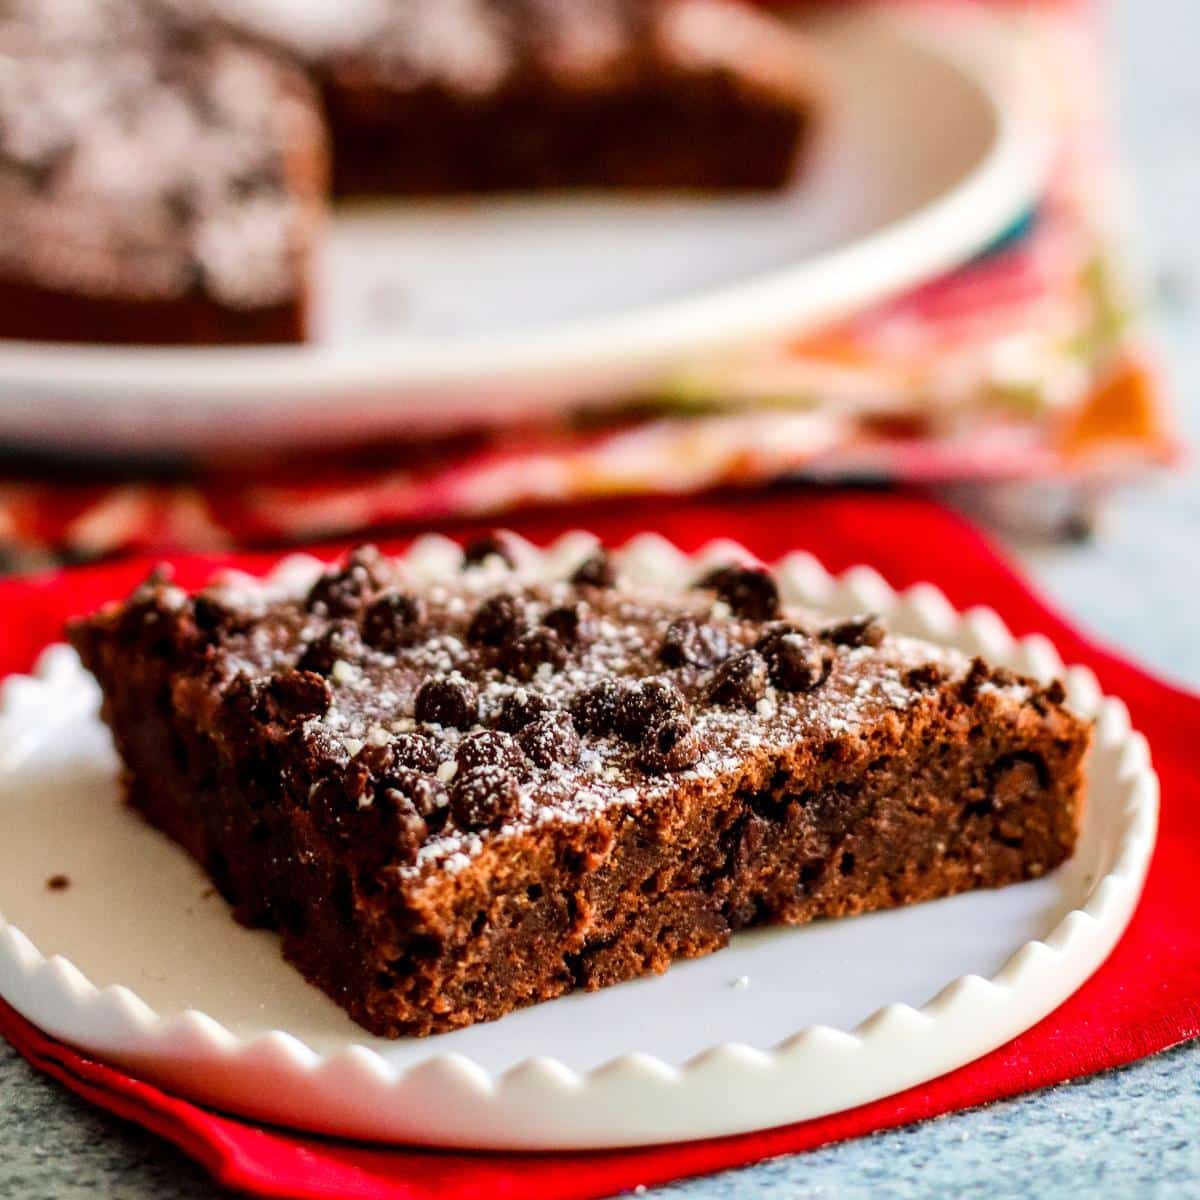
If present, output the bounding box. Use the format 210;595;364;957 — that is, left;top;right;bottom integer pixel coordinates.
570;678;623;735
957;657;990;704
46;874;70;891
376;777;435;865
571;549;616;588
298;620;363;675
457;729;524;773
638;715;702;773
415;675;478;729
380;768;447;821
384;804;428;866
542;602;590;646
390;733;441;773
362;590;425;652
286;722;350;774
518;711;580;769
497;689;557;732
822;614;885;648
659;617;728;668
305;545;387;616
192;592;244;636
499;626;568;682
698;564;780;620
903;663;945;691
264;669;332;725
759;629;830;693
616;677;687;740
467;592;524;647
462;533;516;569
451;765;520;831
353;740;396;778
707;650;769;708
341;743;394;808
1042;679;1067;706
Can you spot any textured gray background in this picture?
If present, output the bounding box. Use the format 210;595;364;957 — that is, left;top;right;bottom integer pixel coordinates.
2;1;1198;1195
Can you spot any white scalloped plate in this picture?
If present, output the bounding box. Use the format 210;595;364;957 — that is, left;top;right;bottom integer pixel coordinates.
0;536;1157;1150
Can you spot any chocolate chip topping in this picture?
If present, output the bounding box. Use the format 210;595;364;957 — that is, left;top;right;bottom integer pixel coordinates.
698;564;780;621
542;601;590;646
390;733;442;774
570;678;623;735
571;549;617;588
264;669;332;725
957;658;990;704
822;615;886;649
518;711;580;769
757;625;830;693
388;771;449;823
706;650;769;708
298;620;363;675
451;765;520;831
362;591;425;652
415;676;478;729
94;541;997;881
659;617;727;668
376;793;430;865
638;714;702;773
192;591;247;637
499;626;568;682
467;593;524;647
615;677;687;740
457;729;524;773
306;547;387;616
462;533;516;569
497;689;557;732
903;663;945;691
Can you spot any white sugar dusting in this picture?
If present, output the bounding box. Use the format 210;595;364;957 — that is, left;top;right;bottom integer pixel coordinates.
194;544;998;880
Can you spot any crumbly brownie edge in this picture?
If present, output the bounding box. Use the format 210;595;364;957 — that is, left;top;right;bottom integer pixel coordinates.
70;605;1087;1038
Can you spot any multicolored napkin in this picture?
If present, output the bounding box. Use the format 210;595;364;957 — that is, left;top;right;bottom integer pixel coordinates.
1;489;1197;1199
0;0;1173;568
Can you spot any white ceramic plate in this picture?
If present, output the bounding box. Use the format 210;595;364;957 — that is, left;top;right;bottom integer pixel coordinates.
0;536;1157;1150
0;5;1050;455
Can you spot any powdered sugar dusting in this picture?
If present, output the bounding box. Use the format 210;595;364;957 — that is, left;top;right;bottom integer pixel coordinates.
199;545;987;880
0;0;318;305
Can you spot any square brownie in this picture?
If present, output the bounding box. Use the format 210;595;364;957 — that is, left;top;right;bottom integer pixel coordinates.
69;539;1089;1037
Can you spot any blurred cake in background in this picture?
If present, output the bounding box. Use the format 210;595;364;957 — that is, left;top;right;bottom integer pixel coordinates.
0;0;822;345
0;0;327;344
223;0;822;196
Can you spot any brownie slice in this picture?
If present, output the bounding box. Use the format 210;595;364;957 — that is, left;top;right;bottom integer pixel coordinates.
68;541;1089;1037
0;0;326;345
217;0;822;195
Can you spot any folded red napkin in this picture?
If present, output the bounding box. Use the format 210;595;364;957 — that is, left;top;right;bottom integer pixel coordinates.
1;491;1197;1200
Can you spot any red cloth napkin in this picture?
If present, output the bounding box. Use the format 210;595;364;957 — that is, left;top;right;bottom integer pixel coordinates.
2;490;1197;1200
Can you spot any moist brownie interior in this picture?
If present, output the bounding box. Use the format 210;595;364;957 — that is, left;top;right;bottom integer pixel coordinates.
69;539;1090;1036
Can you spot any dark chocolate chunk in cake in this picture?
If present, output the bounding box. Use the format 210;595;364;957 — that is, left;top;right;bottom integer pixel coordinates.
69;538;1089;1037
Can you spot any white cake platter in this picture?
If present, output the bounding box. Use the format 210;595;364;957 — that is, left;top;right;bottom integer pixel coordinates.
0;4;1051;454
0;535;1157;1149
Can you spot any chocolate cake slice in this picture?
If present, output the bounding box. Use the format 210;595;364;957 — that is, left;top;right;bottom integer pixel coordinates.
68;540;1089;1037
0;0;326;345
256;0;823;196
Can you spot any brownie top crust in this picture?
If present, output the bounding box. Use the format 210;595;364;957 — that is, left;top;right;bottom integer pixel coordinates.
0;0;321;306
72;540;1072;883
200;0;817;101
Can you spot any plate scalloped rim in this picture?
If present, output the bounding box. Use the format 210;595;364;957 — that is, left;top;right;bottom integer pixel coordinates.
0;533;1158;1149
